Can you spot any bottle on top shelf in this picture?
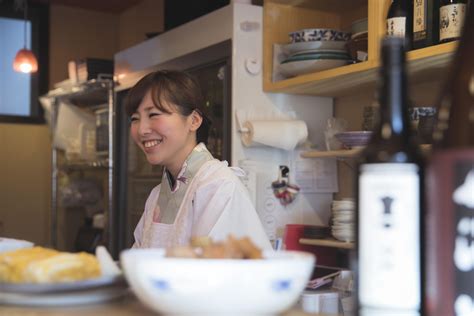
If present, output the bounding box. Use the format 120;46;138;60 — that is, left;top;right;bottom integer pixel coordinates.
355;37;425;315
413;0;440;49
426;2;474;315
439;0;468;43
387;0;414;49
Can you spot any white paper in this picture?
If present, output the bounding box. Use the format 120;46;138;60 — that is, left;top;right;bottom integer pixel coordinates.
292;150;338;193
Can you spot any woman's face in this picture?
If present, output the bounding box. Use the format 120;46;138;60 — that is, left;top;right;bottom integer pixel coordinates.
130;91;199;175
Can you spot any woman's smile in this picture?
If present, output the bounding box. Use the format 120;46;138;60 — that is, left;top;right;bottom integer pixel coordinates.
143;139;162;149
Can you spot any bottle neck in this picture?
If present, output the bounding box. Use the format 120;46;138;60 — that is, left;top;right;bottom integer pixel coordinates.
377;58;411;140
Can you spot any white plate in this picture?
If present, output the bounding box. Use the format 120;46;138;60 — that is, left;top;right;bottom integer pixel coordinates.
0;237;33;253
283;41;348;55
0;286;129;307
289;49;349;58
0;275;128;306
279;59;350;77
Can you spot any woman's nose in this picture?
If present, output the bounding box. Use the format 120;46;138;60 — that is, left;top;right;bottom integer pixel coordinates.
137;119;152;136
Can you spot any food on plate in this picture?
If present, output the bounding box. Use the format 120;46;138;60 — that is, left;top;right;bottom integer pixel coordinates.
0;246;101;283
166;235;263;259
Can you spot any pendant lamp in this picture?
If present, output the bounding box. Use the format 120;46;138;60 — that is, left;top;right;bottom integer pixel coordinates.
13;0;38;73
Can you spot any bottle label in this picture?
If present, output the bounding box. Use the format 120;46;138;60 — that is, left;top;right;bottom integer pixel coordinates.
440;4;467;41
413;0;427;41
428;152;474;315
387;17;406;37
358;163;421;310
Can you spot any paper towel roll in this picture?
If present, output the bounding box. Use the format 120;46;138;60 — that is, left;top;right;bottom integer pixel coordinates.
241;120;308;150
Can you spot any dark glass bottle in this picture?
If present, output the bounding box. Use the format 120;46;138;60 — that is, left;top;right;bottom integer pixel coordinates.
426;3;474;315
387;0;414;49
413;0;440;49
439;0;468;43
355;37;424;315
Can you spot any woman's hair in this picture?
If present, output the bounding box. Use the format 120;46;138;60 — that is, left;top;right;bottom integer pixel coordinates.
125;70;211;144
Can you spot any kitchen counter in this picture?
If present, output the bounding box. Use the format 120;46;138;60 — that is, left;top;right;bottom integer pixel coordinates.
0;294;337;316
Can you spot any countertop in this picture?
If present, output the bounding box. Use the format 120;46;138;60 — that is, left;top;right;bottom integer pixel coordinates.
0;294;336;316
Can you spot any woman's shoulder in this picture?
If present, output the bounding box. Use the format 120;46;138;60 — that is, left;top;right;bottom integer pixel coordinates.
193;160;244;189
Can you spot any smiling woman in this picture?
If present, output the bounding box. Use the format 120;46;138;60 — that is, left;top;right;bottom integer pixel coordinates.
0;0;48;123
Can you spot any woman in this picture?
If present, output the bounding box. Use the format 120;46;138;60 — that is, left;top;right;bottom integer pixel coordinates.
126;70;271;250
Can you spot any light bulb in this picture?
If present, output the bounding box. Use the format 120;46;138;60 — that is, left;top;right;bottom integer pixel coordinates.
13;48;38;73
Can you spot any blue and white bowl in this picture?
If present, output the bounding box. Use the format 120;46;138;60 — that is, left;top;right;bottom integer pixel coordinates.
334;131;373;148
408;107;437;121
121;248;315;315
289;28;351;43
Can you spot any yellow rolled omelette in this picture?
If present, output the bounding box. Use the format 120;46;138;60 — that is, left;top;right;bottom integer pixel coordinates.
0;246;101;283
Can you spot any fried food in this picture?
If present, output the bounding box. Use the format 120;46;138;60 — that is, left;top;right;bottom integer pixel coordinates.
0;246;101;283
166;235;263;259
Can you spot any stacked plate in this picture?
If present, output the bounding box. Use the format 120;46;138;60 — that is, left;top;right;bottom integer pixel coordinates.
331;199;355;242
280;28;353;77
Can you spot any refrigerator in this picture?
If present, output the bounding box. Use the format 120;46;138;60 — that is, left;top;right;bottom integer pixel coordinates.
113;3;334;255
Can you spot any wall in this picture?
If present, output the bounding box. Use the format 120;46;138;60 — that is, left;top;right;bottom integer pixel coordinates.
334;79;442;198
118;0;164;51
49;5;119;86
0;0;164;246
0;124;51;244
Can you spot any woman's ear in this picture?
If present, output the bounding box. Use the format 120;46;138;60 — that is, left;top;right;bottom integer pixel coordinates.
189;110;203;132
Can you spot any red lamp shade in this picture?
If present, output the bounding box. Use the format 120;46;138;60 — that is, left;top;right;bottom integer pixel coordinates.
13;48;38;73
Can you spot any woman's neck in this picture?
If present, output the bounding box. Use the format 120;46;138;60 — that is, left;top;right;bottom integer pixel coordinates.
165;141;197;179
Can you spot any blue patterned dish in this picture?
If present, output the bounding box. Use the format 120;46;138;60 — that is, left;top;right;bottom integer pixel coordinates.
335;131;373;148
289;28;351;43
121;248;315;315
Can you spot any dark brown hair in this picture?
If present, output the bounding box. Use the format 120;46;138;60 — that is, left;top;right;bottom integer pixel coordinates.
125;70;210;144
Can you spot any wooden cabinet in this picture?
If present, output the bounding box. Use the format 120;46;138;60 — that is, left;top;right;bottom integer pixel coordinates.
263;0;457;97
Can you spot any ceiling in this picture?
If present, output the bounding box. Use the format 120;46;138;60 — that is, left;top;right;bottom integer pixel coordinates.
31;0;142;13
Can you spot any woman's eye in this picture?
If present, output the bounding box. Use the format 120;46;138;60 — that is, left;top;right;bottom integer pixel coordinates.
149;112;161;118
130;116;139;123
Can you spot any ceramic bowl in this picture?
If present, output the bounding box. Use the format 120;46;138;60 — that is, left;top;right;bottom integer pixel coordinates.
334;131;373;149
351;18;368;36
408;107;437;143
289;28;351;43
120;248;315;315
408;107;437;121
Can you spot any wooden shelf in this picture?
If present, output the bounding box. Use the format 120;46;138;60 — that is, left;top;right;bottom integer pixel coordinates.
300;237;354;249
265;42;456;97
263;0;458;97
301;144;432;159
300;148;363;158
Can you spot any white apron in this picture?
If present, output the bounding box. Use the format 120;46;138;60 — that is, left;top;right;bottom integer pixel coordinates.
133;153;272;251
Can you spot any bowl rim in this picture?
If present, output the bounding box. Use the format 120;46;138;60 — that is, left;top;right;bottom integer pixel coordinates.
120;248;315;263
289;28;351;35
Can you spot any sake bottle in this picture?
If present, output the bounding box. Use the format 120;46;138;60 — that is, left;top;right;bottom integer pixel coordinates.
413;0;440;49
426;3;474;315
439;0;468;43
387;0;414;49
355;37;424;315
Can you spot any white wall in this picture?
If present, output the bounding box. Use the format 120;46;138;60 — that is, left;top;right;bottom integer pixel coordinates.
230;4;334;240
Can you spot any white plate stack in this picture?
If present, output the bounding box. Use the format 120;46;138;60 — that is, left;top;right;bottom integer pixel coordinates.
331;199;355;242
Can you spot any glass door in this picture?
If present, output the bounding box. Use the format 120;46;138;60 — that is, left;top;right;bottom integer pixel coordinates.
188;59;231;162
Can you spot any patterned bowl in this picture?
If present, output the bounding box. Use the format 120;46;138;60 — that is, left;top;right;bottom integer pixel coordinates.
289;28;351;43
121;248;315;315
334;131;373;149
